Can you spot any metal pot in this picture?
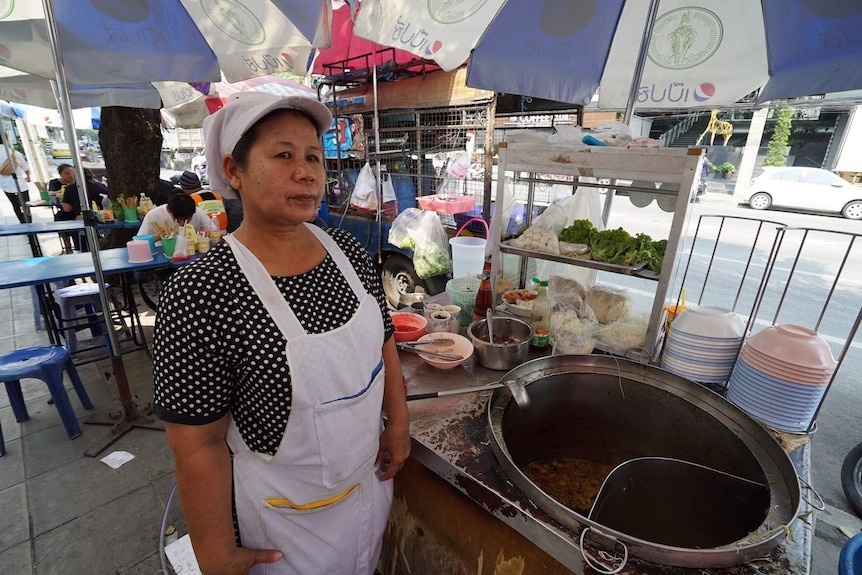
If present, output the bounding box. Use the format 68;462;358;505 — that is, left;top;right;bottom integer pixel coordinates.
486;355;801;569
468;317;533;371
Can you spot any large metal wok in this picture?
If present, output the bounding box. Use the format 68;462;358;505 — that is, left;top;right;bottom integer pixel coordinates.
486;355;801;569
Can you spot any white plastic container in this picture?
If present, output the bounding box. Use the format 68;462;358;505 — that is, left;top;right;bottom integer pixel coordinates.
449;236;485;278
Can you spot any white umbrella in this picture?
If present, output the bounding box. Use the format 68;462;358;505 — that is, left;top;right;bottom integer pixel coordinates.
0;65;201;110
354;0;862;114
162;74;316;128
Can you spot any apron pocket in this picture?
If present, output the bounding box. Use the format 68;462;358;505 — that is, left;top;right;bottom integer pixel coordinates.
313;364;384;489
261;485;362;574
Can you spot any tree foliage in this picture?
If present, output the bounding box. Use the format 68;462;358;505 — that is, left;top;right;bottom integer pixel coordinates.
764;107;793;167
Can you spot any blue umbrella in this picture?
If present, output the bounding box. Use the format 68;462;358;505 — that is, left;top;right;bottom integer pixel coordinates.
0;0;330;84
354;0;862;113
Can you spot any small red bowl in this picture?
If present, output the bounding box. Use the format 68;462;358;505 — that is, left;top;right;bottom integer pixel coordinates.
391;312;427;342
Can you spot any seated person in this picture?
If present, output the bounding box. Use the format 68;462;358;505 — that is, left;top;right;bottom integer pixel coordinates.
156;178;180;206
139;192;210;241
179;170;228;231
50;164;80;253
60;168;109;252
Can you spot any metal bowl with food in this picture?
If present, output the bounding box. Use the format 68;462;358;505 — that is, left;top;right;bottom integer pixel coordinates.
398;291;427;310
468;317;533;371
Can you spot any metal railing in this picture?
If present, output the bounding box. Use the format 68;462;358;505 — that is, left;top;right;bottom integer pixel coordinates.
659;112;701;147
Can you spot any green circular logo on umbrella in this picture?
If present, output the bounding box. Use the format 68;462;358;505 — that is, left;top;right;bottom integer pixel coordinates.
428;0;489;24
201;0;266;45
0;0;14;20
648;7;723;70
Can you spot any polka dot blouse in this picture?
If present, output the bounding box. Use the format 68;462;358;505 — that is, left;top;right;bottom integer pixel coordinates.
153;227;394;456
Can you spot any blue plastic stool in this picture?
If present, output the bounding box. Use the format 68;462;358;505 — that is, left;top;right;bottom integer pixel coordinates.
840;532;862;575
53;283;115;352
0;346;93;444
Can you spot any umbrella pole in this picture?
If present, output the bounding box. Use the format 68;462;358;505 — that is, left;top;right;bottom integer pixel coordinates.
602;0;661;225
371;47;383;266
622;0;661;125
41;0;161;457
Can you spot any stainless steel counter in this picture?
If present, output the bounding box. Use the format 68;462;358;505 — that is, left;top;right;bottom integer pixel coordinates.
399;350;814;574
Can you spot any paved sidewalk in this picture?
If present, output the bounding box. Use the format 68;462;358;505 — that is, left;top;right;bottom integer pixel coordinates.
0;202;175;574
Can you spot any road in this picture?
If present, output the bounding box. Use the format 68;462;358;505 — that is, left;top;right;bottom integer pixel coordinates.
600;190;862;573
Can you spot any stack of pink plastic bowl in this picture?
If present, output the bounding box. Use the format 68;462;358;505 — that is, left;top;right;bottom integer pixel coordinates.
727;324;836;433
660;306;746;384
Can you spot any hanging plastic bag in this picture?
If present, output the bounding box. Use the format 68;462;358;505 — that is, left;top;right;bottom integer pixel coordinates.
380;172;398;217
411;211;451;278
350;162;377;211
446;153;471;179
389;208;423;250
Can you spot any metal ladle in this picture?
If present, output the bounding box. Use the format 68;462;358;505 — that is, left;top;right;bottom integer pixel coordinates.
486;308;495;344
406;379;531;409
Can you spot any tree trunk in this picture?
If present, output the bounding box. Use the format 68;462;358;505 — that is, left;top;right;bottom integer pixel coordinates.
98;107;162;248
98;107;162;203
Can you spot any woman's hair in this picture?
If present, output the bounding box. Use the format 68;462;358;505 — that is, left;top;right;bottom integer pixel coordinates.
57;163;74;175
167;192;196;220
83;168;94;180
230;108;317;171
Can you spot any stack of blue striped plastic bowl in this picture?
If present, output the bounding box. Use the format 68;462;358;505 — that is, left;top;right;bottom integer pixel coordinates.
661;306;746;385
727;324;836;433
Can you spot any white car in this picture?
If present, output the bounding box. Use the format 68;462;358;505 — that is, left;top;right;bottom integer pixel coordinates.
745;167;862;220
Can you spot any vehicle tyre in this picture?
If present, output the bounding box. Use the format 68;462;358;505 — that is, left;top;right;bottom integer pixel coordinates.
748;192;772;210
381;254;425;310
841;442;862;517
841;200;862;220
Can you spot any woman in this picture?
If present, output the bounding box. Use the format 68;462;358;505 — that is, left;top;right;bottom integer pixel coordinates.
49;163;79;252
153;92;410;575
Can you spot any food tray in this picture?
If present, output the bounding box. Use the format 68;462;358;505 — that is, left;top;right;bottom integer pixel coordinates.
417;194;476;214
501;289;537;318
500;240;657;279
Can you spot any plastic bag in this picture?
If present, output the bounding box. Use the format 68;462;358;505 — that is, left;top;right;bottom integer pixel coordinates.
411;211;451;279
446;153;471;179
387;209;450;279
388;208;422;250
548;275;598;355
511;224;559;254
534;183;604;286
589;121;632;147
379;172;398;217
585;284;632;325
350;162;377;210
595;311;650;356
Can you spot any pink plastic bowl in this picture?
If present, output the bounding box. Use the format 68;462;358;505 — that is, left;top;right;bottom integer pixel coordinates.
745;324;837;370
392;312;427;342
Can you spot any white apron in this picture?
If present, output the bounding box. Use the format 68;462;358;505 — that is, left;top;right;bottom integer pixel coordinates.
224;224;393;575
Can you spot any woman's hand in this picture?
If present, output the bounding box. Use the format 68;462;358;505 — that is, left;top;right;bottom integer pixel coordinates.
198;547;283;575
376;419;410;481
377;337;410;481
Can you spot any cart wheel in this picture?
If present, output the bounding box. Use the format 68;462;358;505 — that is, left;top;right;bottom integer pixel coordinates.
841;442;862;517
381;254;424;310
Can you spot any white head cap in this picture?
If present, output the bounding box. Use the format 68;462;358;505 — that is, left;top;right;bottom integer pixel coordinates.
203;92;332;196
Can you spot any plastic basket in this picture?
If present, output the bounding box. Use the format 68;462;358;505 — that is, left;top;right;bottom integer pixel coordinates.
446;277;481;326
417;194;476;214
